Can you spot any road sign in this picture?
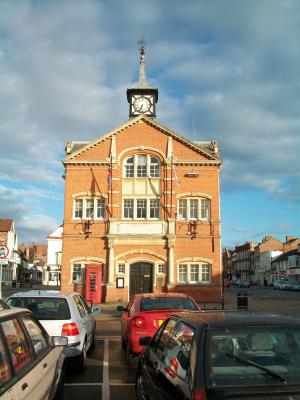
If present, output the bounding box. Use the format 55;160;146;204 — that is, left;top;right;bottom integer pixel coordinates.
0;259;8;265
0;245;9;259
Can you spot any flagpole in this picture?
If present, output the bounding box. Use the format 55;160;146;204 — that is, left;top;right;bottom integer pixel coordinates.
110;156;113;218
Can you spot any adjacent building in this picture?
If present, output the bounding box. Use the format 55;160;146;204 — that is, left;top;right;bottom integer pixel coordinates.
0;218;19;282
60;46;222;305
45;226;63;286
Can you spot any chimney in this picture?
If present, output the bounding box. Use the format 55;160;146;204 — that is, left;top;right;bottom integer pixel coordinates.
286;235;295;242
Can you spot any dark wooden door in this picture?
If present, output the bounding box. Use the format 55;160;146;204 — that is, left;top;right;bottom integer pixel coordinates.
129;262;153;298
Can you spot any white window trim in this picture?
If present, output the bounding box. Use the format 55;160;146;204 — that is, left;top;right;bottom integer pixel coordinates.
73;197;106;220
122;198;160;220
123;154;160;179
177;198;211;221
177;263;211;284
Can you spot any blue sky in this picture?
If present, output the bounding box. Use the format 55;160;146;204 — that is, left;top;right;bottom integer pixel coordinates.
0;0;299;248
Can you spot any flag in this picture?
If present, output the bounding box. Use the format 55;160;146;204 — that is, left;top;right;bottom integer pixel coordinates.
107;159;112;188
173;165;180;185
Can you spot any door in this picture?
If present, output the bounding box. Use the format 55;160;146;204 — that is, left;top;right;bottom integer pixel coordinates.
129;262;153;298
85;264;102;304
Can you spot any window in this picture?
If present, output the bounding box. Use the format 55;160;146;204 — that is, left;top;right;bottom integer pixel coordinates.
179;265;187;282
21;315;48;354
75;199;83;218
124;199;134;218
123;199;160;219
0;335;11;385
97;199;105;218
150;157;159;177
137;155;147;177
73;197;106;220
178;263;211;283
137;199;147;218
177;198;210;220
150;199;160;219
1;319;32;373
73;264;83;283
123;154;160;178
158;264;166;274
179;199;187;219
118;263;125;274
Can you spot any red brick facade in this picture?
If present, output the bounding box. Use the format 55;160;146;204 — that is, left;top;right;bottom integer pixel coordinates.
61;115;222;306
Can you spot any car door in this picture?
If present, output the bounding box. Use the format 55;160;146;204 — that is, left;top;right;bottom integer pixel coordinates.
1;317;42;400
21;314;60;399
73;295;93;349
0;332;19;400
142;318;178;400
78;295;95;349
121;297;136;342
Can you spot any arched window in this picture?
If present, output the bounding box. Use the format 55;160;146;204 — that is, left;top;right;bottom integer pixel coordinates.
123;155;160;178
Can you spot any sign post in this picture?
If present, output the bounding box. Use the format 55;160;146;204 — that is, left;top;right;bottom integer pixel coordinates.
0;244;9;299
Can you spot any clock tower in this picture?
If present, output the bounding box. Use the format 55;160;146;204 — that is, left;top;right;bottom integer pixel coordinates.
127;38;158;119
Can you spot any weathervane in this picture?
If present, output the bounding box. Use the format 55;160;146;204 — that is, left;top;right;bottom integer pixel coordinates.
137;37;147;56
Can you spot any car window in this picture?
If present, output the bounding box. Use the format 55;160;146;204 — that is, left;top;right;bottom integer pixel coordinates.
0;334;11;386
7;297;71;320
151;319;177;360
21;315;49;355
73;295;87;317
207;326;300;387
140;297;198;311
1;318;32;373
79;296;91;314
163;322;195;379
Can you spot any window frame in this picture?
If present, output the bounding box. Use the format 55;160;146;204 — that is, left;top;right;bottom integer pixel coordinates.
177;198;211;221
178;263;212;284
123;154;160;179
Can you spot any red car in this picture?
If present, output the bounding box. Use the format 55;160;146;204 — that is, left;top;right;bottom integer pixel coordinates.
116;293;200;360
223;279;232;287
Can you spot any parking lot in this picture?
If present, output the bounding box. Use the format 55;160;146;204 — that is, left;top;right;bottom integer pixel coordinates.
63;288;300;400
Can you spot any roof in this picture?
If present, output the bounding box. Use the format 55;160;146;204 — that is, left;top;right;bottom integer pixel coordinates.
136;292;193;299
63;115;221;164
272;248;299;263
7;290;75;299
168;310;300;328
0;219;13;232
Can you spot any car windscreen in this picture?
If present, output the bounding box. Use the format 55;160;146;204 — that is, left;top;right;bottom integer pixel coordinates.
140;297;198;311
6;297;71;320
206;326;300;387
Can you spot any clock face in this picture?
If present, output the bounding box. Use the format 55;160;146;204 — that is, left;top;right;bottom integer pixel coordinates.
133;96;151;113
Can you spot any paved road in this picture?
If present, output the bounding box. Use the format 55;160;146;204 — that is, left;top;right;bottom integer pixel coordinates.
63;288;300;400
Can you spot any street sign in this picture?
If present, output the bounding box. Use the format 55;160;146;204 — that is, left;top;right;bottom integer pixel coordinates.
0;259;8;265
0;245;9;259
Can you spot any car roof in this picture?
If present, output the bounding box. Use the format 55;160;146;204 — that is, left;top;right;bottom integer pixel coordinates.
7;290;78;299
0;307;32;319
136;293;193;299
168;311;300;328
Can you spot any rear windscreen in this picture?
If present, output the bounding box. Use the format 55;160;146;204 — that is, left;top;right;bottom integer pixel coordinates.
7;297;71;320
141;297;198;311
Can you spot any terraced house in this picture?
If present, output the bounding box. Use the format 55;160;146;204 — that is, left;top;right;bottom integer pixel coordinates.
61;45;222;306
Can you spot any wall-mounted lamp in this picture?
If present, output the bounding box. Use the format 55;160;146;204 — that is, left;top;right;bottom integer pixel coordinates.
187;220;198;238
80;219;93;237
185;169;199;178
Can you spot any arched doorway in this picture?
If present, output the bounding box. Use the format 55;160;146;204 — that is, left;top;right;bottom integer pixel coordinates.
129;262;153;298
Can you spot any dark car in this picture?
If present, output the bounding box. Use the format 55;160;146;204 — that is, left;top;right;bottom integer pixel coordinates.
136;311;300;400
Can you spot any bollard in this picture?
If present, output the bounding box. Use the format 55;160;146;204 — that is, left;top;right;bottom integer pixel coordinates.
237;291;248;310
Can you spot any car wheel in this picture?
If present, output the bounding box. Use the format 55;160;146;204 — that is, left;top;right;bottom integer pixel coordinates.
90;330;96;351
121;336;126;349
136;371;148;400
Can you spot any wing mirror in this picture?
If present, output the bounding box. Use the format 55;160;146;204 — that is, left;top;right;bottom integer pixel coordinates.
116;305;127;312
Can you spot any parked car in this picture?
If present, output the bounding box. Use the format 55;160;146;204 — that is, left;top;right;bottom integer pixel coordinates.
0;303;74;399
273;279;292;290
136;311;300;400
223;280;232;287
6;290;100;371
287;280;300;291
236;279;250;288
116;293;200;361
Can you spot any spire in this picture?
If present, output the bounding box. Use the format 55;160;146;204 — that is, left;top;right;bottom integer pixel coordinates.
136;37;152;89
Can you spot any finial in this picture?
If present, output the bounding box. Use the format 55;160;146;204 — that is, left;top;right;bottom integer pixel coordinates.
137;37;147;56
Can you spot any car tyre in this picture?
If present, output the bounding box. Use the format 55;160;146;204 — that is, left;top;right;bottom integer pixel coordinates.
136;371;148;400
90;330;96;351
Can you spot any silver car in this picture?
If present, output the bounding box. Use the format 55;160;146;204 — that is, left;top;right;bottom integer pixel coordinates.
6;290;100;372
0;302;70;400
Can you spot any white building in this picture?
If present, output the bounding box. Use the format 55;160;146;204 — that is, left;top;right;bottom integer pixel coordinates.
45;226;62;286
260;250;283;285
0;219;19;282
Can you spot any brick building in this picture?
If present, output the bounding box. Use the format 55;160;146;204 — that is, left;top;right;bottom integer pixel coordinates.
61;46;222;305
